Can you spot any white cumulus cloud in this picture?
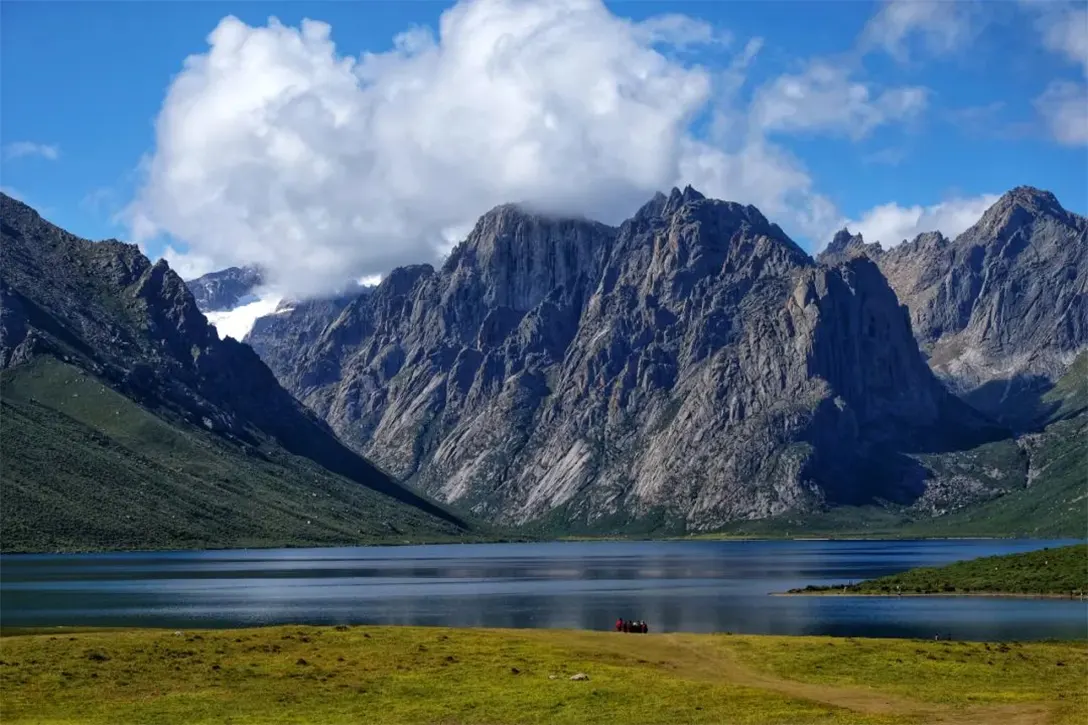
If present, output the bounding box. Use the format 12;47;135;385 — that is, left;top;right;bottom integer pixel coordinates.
631;13;731;49
1035;1;1088;77
1034;81;1088;146
3;142;60;161
128;0;731;299
1024;0;1088;146
127;0;904;299
859;0;977;63
841;193;1001;249
127;0;986;298
750;61;928;140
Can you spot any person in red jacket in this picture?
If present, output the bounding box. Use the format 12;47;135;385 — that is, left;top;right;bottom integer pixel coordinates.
615;618;623;632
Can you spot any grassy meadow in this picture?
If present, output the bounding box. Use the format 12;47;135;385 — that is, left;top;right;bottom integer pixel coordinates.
2;625;1085;725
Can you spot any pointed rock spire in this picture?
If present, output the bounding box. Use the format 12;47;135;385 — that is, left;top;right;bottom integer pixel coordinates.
827;228;865;255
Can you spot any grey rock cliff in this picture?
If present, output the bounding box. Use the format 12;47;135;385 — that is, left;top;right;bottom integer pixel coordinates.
249;187;999;531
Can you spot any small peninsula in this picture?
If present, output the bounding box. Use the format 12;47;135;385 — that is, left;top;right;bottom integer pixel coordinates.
787;544;1087;597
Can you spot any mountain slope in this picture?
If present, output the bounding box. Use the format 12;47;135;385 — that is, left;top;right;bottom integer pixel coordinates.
821;187;1087;430
718;351;1087;539
250;187;1001;532
0;193;469;552
908;352;1086;538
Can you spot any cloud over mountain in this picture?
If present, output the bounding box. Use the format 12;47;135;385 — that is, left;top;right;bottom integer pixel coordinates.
130;0;949;299
842;193;1002;249
127;0;725;298
127;0;1062;299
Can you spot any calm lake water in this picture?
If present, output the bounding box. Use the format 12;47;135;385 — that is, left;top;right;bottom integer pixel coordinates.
2;540;1085;640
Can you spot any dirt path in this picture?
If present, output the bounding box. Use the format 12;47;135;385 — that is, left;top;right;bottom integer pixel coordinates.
558;632;1052;725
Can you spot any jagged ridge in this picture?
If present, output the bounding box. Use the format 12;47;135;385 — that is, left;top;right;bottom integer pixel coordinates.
829;186;1088;430
249;187;1000;532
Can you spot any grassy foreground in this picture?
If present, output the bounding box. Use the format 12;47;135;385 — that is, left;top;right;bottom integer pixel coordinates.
2;626;1085;725
790;543;1087;596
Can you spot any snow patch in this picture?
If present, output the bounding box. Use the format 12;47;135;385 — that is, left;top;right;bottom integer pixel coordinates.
206;295;283;341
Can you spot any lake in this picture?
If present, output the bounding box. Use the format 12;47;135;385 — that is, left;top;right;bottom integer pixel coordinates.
2;540;1085;640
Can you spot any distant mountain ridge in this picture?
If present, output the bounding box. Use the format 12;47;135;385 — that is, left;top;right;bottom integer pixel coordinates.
819;186;1087;430
247;186;1005;532
0;193;469;552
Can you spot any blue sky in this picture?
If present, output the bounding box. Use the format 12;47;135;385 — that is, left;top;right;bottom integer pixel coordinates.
2;0;1085;295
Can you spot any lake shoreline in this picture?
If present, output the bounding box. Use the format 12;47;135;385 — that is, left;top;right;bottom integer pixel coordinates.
780;543;1087;602
2;534;1069;556
775;591;1085;600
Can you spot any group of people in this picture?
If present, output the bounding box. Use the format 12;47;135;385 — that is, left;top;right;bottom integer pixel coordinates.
615;618;648;633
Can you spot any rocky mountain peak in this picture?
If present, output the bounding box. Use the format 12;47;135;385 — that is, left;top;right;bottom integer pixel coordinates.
605;192;809;309
631;185;708;223
632;185;780;238
441;204;615;318
829;227;865;253
187;265;264;313
663;185;706;214
869;186;1086;427
1000;185;1064;212
891;230;947;256
472;202;539;231
968;185;1078;242
818;227;886;266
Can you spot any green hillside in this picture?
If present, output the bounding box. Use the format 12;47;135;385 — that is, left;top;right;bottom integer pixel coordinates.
792;543;1087;595
1;357;476;552
927;355;1087;538
910;417;1086;538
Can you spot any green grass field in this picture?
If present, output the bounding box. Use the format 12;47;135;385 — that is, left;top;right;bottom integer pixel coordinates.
791;543;1088;596
1;626;1084;724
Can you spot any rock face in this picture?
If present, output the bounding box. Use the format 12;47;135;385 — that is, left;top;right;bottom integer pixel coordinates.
0;192;466;535
248;293;365;394
826;187;1087;429
187;266;264;312
249;186;998;531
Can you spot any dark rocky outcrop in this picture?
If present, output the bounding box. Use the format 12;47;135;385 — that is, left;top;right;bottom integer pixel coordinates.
187;265;264;312
248;186;1001;531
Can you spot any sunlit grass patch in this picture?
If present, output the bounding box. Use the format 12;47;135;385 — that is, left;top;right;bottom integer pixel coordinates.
2;625;1083;724
721;634;1088;723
